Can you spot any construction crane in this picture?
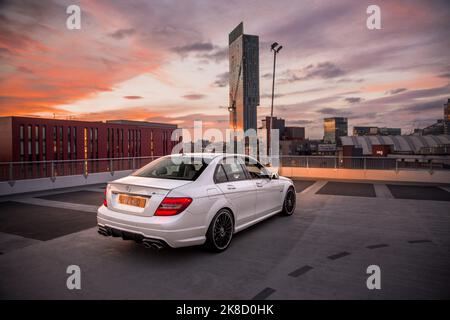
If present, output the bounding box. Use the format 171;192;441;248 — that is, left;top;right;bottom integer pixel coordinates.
228;57;243;132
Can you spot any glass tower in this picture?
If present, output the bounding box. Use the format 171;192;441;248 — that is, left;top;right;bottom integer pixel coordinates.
229;22;259;132
323;117;348;144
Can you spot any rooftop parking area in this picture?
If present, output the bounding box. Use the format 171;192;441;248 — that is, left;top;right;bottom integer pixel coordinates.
0;179;449;299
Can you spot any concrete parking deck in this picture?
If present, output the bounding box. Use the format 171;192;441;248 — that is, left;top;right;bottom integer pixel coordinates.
0;180;449;299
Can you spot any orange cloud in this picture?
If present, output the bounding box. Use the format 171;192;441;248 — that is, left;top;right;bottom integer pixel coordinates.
361;75;447;94
0;1;167;117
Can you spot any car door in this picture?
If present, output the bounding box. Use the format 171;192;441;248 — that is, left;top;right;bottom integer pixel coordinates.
215;157;256;226
242;157;282;217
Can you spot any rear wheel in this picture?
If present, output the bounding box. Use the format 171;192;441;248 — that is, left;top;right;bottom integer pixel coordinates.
205;209;234;252
281;187;296;216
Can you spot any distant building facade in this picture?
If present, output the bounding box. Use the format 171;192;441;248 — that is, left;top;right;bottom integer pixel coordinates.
261;116;285;133
341;135;450;156
323;117;348;144
260;116;306;155
284;126;305;140
0;116;178;162
229;22;259;132
445;98;450;135
413;98;450;136
413;120;446;136
353;126;401;136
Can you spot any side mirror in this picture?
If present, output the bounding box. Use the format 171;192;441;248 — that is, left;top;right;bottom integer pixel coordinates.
270;172;278;179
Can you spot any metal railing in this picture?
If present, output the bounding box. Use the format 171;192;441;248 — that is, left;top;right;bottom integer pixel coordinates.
279;156;450;172
0;156;159;182
0;155;449;182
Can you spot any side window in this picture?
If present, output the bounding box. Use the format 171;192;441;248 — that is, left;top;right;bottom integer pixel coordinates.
214;164;228;183
244;158;268;179
222;158;246;181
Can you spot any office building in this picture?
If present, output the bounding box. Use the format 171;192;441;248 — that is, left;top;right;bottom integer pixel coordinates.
353;126;401;136
412;98;450;135
229;22;259;132
261;116;285;133
260;116;306;154
323;117;348;144
445;98;450;135
0;116;178;162
284;126;305;140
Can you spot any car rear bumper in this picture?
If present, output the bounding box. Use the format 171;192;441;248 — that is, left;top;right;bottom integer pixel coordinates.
97;205;206;248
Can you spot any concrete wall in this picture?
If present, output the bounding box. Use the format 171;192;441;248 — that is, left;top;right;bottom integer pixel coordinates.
279;167;450;184
0;170;133;196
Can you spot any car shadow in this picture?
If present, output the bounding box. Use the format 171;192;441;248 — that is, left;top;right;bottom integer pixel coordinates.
114;202;317;263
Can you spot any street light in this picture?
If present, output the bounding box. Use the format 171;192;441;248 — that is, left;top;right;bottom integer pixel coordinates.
269;42;282;157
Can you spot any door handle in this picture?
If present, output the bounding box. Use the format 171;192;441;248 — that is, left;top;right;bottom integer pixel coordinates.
256;182;263;188
226;185;236;190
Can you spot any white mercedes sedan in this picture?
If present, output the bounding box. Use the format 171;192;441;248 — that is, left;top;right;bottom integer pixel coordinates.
97;153;296;252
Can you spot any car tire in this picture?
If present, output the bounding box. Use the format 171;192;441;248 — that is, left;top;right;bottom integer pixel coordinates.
281;187;296;216
205;209;234;252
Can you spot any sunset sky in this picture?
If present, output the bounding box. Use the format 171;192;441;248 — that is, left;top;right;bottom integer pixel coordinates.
0;0;449;138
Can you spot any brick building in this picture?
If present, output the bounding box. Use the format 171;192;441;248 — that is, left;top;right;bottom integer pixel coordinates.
0;116;178;162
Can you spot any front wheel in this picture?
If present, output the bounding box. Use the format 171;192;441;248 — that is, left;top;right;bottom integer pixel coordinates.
281;187;296;216
205;209;234;252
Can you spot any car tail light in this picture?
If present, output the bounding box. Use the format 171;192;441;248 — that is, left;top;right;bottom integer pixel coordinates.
103;188;108;207
154;197;192;216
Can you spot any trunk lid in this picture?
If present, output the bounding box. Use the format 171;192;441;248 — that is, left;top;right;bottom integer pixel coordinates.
106;176;192;217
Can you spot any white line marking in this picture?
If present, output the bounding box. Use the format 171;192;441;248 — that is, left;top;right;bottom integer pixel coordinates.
13;198;98;213
301;180;328;194
439;186;450;193
374;184;394;198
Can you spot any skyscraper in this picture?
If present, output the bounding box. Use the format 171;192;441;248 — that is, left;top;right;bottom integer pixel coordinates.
444;98;450;135
229;22;259;132
323;117;348;144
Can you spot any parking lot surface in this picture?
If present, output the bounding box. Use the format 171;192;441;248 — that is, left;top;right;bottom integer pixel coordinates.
0;180;449;299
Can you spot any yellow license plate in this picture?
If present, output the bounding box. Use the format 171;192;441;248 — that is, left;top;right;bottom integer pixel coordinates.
118;194;147;208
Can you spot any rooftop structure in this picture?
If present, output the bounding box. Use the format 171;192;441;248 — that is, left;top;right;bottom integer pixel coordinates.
341;134;450;155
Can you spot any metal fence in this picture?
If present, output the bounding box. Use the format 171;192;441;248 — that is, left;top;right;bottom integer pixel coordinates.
0;157;159;182
0;155;449;182
280;156;450;171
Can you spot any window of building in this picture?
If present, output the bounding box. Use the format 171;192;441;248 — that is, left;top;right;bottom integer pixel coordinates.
83;128;88;160
19;125;24;161
130;130;134;156
107;128;110;157
127;129;130;157
162;131;166;154
35;125;40;160
111;127;115;158
95;128;98;158
42;126;46;161
150;131;154;157
89;128;93;158
120;129;123;157
137;130;141;156
67;127;71;159
53;126;57;159
73;127;77;159
59;126;63;160
27;125;32;161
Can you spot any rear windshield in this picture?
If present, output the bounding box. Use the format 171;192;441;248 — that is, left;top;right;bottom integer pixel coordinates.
132;156;208;181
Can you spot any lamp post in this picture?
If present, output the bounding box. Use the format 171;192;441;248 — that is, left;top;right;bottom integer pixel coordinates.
269;42;282;157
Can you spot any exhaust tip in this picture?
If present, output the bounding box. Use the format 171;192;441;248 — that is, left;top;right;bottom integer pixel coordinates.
98;226;110;236
142;239;165;250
